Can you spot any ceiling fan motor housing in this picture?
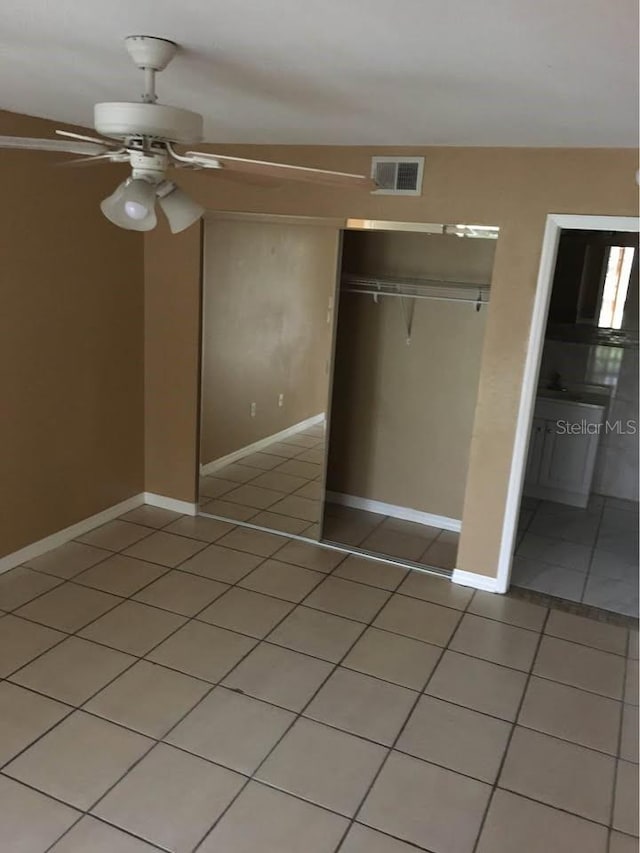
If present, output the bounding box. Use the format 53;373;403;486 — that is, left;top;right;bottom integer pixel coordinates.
94;102;203;144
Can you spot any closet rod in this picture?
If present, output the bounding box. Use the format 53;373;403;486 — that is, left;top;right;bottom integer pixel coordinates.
341;287;488;305
341;273;491;305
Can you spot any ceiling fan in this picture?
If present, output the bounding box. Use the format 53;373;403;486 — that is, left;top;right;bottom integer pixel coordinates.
0;36;375;233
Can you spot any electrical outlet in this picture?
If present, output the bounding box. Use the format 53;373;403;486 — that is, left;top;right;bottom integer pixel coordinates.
250;402;257;418
278;393;284;408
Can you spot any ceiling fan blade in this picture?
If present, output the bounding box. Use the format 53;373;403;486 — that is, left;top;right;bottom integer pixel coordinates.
184;151;375;189
0;135;108;156
56;129;122;148
56;151;128;168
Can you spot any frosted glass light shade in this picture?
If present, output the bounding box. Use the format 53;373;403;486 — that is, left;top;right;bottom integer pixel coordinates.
100;179;157;231
158;184;204;233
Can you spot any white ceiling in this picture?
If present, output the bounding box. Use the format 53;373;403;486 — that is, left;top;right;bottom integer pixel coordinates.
1;0;637;146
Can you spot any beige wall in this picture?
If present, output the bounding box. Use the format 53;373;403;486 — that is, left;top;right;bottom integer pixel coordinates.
0;110;144;558
143;145;637;580
201;218;338;464
327;231;493;519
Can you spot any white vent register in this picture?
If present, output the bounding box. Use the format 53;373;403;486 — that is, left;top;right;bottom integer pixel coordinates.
371;156;424;195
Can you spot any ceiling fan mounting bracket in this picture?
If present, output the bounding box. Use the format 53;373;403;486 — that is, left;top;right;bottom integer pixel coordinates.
125;36;177;72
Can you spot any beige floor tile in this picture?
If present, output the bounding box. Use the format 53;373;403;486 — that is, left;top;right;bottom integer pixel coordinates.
197;780;348;853
133;569;228;616
199;475;237;499
201;498;258;520
11;636;135;705
166;686;294;774
179;543;263;583
49;815;160;852
468;590;547;631
306;576;390;623
249;511;310;534
0;614;65;677
239;559;324;602
425;650;528;721
5;710;151;810
0;776;79;853
256;717;386;816
242;451;285;470
625;661;639;705
249;470;309;493
379;517;441;539
306;667;416;745
343;626;441;690
499;726;615;823
222;643;332;711
275;539;346;573
359;750;491;853
545;609;628;655
0;566;62;610
148;620;256;682
421;532;459;570
77;521;153;552
323;516;378;546
85;660;210;738
269;494;320;522
397;695;511;783
334;554;408;590
79;600;186;656
276;459;321;479
163;514;235;542
296;448;325;464
224;483;284;509
268;441;308;458
122;531;207;567
199;587;293;638
628;630;639;660
0;682;68;764
476;788;608;853
398;570;472;609
450;613;539;671
294;479;323;500
609;830;639;853
93;743;243;852
373;594;460;645
267;606;364;662
534;636;626;699
25;541;111;579
360;527;432;561
216;527;287;557
215;462;262;483
73;554;168;597
519;676;621;754
620;704;639;763
16;583;122;633
118;505;181;528
613;760;640;836
340;824;420;853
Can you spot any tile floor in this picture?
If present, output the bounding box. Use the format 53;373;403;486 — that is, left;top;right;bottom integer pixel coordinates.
199;421;326;537
200;422;458;572
513;495;639;617
0;504;637;852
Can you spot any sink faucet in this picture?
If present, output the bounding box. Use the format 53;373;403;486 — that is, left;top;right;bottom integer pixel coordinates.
548;371;568;392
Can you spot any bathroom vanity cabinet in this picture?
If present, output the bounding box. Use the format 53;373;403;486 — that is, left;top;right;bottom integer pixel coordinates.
524;395;606;508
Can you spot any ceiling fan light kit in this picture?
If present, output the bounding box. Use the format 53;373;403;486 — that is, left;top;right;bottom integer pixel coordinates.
0;34;374;233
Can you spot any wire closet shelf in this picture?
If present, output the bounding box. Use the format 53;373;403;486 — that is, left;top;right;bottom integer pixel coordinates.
341;273;491;307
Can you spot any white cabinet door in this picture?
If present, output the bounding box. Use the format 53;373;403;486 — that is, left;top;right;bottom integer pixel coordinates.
524;418;546;486
537;421;600;494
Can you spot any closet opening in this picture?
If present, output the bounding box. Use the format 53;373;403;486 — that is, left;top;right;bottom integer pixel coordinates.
321;220;498;574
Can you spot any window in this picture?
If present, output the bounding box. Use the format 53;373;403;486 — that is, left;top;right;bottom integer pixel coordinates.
598;246;635;329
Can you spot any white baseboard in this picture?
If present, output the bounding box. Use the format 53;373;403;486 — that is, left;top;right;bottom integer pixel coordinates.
200;413;325;476
0;493;145;575
452;569;504;593
144;492;198;517
327;492;461;533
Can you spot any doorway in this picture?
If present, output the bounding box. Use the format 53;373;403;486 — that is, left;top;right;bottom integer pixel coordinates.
500;214;639;616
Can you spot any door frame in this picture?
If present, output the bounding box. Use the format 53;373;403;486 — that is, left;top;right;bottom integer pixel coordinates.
496;213;639;594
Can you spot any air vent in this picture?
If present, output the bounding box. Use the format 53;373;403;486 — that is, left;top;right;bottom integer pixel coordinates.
371;156;424;196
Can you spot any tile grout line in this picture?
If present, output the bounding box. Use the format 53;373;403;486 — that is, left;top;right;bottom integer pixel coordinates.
469;605;552;853
606;629;631;850
578;498;605;606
